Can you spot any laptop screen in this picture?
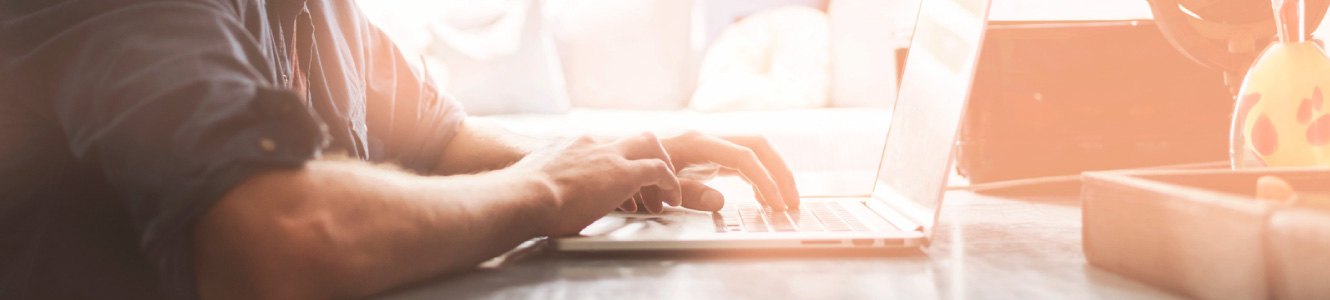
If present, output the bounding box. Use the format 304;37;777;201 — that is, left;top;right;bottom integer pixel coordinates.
871;0;991;230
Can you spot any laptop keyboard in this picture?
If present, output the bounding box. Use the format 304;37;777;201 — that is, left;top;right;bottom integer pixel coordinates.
714;202;871;233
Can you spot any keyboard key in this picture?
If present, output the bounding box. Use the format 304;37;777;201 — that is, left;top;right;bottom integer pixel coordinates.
740;214;765;231
764;209;797;232
808;203;853;231
717;210;741;226
723;202;869;233
829;202;872;232
793;209;825;232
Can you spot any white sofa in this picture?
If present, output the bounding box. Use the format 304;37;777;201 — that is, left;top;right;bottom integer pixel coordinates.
358;0;909;194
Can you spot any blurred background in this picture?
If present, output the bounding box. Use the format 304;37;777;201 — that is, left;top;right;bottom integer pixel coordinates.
352;0;1251;193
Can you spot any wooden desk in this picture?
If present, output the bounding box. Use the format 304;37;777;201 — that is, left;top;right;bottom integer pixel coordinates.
378;190;1184;300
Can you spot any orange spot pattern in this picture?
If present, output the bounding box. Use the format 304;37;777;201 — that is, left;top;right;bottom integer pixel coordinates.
1253;114;1279;156
1307;87;1330;146
1308;114;1330;146
1299;98;1314;123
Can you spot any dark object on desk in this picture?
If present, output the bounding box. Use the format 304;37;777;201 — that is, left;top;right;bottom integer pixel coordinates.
957;20;1232;184
1145;0;1329;94
1082;167;1330;300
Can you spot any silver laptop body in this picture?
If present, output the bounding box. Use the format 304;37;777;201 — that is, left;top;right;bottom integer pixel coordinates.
553;0;993;251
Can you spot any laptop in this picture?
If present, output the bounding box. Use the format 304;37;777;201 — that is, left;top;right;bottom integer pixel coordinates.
553;0;993;251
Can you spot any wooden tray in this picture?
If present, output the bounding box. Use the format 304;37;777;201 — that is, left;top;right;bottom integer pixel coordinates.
1081;167;1330;300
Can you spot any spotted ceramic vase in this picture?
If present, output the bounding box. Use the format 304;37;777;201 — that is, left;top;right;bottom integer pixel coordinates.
1231;0;1330;168
1233;41;1330;168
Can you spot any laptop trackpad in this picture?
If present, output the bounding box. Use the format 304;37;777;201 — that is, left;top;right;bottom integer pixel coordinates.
578;209;709;239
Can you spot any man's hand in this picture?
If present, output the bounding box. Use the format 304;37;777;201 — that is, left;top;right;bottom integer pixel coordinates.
435;121;798;213
508;133;683;236
620;131;800;213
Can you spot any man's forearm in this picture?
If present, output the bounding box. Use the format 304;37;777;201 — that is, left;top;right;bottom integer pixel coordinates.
193;159;554;299
434;118;552;175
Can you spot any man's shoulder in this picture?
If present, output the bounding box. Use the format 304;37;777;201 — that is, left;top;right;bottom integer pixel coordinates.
0;0;255;48
0;0;249;15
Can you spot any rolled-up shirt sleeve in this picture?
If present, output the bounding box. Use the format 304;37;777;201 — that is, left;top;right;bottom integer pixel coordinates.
362;21;467;173
34;2;325;299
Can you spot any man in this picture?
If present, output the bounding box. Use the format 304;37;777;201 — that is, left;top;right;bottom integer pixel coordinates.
0;0;800;299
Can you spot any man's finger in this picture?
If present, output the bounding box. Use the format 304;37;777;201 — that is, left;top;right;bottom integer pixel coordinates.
711;141;786;210
677;163;723;181
619;195;638;213
610;132;676;174
732;173;772;209
679;179;724;211
629;159;682;208
721;135;800;209
639;187;666;214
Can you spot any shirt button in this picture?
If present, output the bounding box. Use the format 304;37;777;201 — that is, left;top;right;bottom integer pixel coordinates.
282;74;290;84
259;138;278;152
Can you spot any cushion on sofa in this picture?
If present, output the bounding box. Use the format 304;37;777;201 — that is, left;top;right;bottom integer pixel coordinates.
689;6;831;112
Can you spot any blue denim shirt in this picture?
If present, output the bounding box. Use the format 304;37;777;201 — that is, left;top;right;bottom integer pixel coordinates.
0;0;466;298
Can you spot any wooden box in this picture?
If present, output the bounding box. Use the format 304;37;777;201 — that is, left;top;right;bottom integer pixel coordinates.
1081;167;1330;300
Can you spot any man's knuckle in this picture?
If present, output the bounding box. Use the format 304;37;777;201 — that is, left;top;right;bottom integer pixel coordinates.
638;132;660;143
609;155;632;166
752;135;773;148
654;160;671;172
603;153;624;164
740;148;758;159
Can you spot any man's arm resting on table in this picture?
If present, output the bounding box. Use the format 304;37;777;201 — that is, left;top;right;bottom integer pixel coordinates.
193;118;555;299
192;159;554;299
192;130;682;300
187;116;798;299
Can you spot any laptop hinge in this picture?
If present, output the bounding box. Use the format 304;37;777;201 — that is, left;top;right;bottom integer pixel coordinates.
864;200;923;232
